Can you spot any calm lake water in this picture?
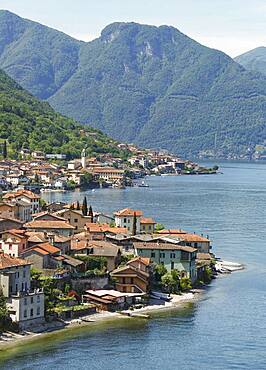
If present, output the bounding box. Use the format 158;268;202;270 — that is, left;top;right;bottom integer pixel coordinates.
1;161;266;370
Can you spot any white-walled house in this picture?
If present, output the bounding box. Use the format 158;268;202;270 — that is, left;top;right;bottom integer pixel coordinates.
114;208;143;234
0;252;45;330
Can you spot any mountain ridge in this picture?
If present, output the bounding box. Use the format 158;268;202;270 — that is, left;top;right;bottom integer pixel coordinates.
0;10;265;156
235;47;266;76
0;67;127;159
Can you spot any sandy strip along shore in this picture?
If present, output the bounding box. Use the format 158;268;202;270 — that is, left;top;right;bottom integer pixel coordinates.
0;290;202;351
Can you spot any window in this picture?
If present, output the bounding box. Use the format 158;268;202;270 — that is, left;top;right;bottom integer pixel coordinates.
24;309;27;318
24;297;27;305
160;252;165;258
124;218;127;223
37;295;40;303
23;270;26;278
151;252;155;258
170;253;176;259
30;308;34;317
31;297;34;304
37;307;40;315
148;225;151;230
74;219;78;223
171;261;175;270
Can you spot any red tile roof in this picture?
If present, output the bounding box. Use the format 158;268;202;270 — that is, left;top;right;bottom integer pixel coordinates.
114;208;143;217
140;217;156;224
25;220;75;229
0;252;31;269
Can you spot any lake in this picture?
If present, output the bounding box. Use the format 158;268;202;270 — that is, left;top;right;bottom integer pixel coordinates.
1;161;266;370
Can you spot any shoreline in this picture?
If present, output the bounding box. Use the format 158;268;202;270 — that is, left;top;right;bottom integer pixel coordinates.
0;290;202;352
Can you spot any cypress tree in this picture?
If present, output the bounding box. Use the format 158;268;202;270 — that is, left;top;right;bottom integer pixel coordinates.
82;197;88;216
76;200;80;210
89;205;93;223
132;212;137;235
2;141;7;159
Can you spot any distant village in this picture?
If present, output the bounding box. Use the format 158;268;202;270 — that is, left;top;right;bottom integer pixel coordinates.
0;142;218;193
0;184;216;333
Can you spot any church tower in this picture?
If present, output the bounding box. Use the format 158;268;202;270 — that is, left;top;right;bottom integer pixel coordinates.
81;148;86;169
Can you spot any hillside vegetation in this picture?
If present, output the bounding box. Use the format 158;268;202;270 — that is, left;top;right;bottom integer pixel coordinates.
0;11;266;156
0;69;127;159
235;47;266;76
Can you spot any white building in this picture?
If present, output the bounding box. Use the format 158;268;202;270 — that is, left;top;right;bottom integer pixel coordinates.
114;208;143;234
0;252;45;330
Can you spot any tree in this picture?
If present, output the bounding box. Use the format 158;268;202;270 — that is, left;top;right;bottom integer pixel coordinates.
40;198;47;211
2;140;7;159
154;264;167;282
88;205;93;223
76;200;80;210
0;289;9;328
132;212;137;235
155;223;165;232
162;270;180;293
82;196;88;216
161;272;176;294
80;172;93;187
180;277;192;292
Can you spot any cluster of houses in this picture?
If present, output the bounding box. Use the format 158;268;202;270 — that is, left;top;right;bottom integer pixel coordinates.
0;144;209;194
0;187;213;331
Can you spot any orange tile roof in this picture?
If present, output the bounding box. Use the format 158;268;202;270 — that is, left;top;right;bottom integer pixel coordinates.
85;223;128;235
114;208;143;217
128;256;150;266
140;217;156;224
0;252;31;269
157;229;187;235
32;242;60;255
3;189;40;200
31;247;49;256
179;234;210;243
25;220;75;229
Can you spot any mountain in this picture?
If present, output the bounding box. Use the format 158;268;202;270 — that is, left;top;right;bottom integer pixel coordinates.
0;10;82;99
235;47;266;76
0;68;126;159
0;11;266;156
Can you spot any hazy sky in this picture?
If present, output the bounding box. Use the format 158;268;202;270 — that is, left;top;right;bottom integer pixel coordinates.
1;0;265;57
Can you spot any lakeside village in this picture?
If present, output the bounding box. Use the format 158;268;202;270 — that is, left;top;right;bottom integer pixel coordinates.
0;141;219;192
0;187;243;341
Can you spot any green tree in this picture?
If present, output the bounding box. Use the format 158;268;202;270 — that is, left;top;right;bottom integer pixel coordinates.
154;263;167;282
80;172;93;187
88;205;93;223
2;140;7;159
39;198;47;211
155;223;165;232
132;212;137;235
82;196;88;216
180;277;192;292
76;200;80;210
161;272;177;293
0;289;9;328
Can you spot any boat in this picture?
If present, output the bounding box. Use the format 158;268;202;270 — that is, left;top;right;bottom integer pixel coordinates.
137;181;149;188
150;291;172;302
215;260;244;273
